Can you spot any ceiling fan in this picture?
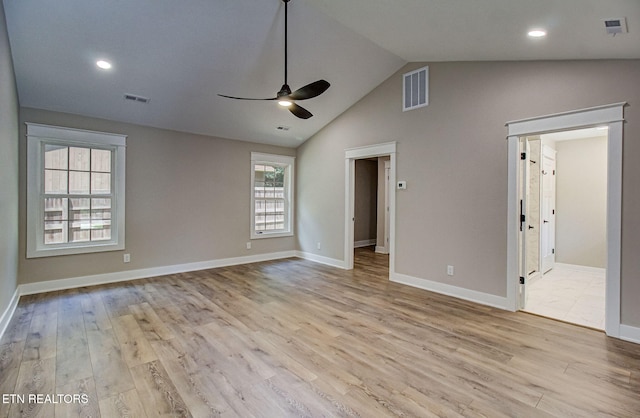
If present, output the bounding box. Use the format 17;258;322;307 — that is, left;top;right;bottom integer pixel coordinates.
218;0;330;119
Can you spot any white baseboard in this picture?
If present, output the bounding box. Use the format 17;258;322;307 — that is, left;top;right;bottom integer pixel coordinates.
554;263;606;274
18;250;297;296
619;324;640;344
295;251;346;269
0;287;20;341
375;246;389;254
354;239;376;249
391;271;509;310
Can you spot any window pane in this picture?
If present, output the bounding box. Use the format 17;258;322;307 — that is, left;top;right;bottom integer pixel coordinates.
255;214;265;230
69;171;90;194
69;147;90;171
44;145;68;169
69;198;90;220
91;149;111;172
44;221;67;244
255;165;265;182
44;198;67;222
91;172;111;194
91;222;111;241
92;198;111;221
274;167;284;183
44;170;68;194
265;214;275;229
92;198;111;210
69;220;90;242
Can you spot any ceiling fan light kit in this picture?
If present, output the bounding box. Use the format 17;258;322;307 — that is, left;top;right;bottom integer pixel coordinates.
218;0;330;119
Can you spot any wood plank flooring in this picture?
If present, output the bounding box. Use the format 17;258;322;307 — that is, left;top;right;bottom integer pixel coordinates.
2;247;640;417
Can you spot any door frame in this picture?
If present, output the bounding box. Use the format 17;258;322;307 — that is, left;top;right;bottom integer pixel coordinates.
382;160;391;254
345;142;397;272
540;144;556;274
506;102;625;337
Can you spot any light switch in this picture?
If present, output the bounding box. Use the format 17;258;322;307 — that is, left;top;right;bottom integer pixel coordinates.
397;181;407;190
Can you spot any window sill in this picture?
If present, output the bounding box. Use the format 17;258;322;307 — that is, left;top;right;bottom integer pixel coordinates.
251;231;293;240
26;241;125;259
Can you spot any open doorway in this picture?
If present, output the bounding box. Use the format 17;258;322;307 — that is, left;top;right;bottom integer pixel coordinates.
520;127;608;329
506;102;624;338
353;158;390;273
344;142;396;274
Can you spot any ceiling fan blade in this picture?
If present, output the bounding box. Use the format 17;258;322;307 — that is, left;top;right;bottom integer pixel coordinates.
288;80;330;101
218;94;277;101
288;103;313;119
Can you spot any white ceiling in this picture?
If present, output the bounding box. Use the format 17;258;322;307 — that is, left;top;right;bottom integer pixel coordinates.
4;0;640;147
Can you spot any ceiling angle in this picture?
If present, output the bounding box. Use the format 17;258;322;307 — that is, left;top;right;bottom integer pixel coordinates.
218;0;330;119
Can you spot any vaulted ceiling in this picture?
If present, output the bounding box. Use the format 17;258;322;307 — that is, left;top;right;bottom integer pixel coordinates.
4;0;639;147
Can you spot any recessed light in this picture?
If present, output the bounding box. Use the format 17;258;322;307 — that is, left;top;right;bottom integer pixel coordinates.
528;29;547;38
96;60;112;70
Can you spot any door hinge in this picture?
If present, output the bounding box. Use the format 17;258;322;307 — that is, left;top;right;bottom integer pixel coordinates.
519;277;525;285
552;209;555;215
521;152;526;160
552;248;555;254
553;170;556;175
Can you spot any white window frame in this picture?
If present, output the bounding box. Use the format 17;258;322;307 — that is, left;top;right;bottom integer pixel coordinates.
250;152;294;239
26;123;126;258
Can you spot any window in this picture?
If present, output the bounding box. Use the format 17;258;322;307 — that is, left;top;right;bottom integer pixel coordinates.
250;152;294;239
26;123;126;258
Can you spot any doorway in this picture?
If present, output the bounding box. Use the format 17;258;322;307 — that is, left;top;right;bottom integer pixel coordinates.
353;157;391;273
344;142;397;273
520;128;608;329
506;102;625;338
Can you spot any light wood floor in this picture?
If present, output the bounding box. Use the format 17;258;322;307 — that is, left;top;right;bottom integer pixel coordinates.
2;247;640;417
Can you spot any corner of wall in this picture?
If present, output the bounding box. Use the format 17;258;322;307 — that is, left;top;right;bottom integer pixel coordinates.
0;0;21;338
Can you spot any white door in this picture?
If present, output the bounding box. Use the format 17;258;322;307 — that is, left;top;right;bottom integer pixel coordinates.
541;145;556;273
518;138;531;309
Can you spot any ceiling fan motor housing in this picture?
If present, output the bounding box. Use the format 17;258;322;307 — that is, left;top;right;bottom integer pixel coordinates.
278;84;292;97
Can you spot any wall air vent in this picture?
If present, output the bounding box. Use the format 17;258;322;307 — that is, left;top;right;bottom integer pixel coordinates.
124;94;150;104
403;66;429;111
604;18;627;36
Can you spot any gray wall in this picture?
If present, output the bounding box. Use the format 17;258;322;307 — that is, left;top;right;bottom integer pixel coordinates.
0;2;20;320
296;60;640;327
354;159;377;244
556;136;607;268
19;108;296;285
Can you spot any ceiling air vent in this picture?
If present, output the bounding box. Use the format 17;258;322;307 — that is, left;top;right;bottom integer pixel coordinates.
124;93;150;104
276;125;291;131
604;18;627;36
403;66;428;112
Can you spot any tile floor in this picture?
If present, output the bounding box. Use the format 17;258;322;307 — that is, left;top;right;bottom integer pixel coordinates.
523;263;605;330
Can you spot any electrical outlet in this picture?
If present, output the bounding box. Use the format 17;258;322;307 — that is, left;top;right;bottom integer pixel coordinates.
447;265;454;276
124;253;131;263
246;242;251;250
317;242;321;250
